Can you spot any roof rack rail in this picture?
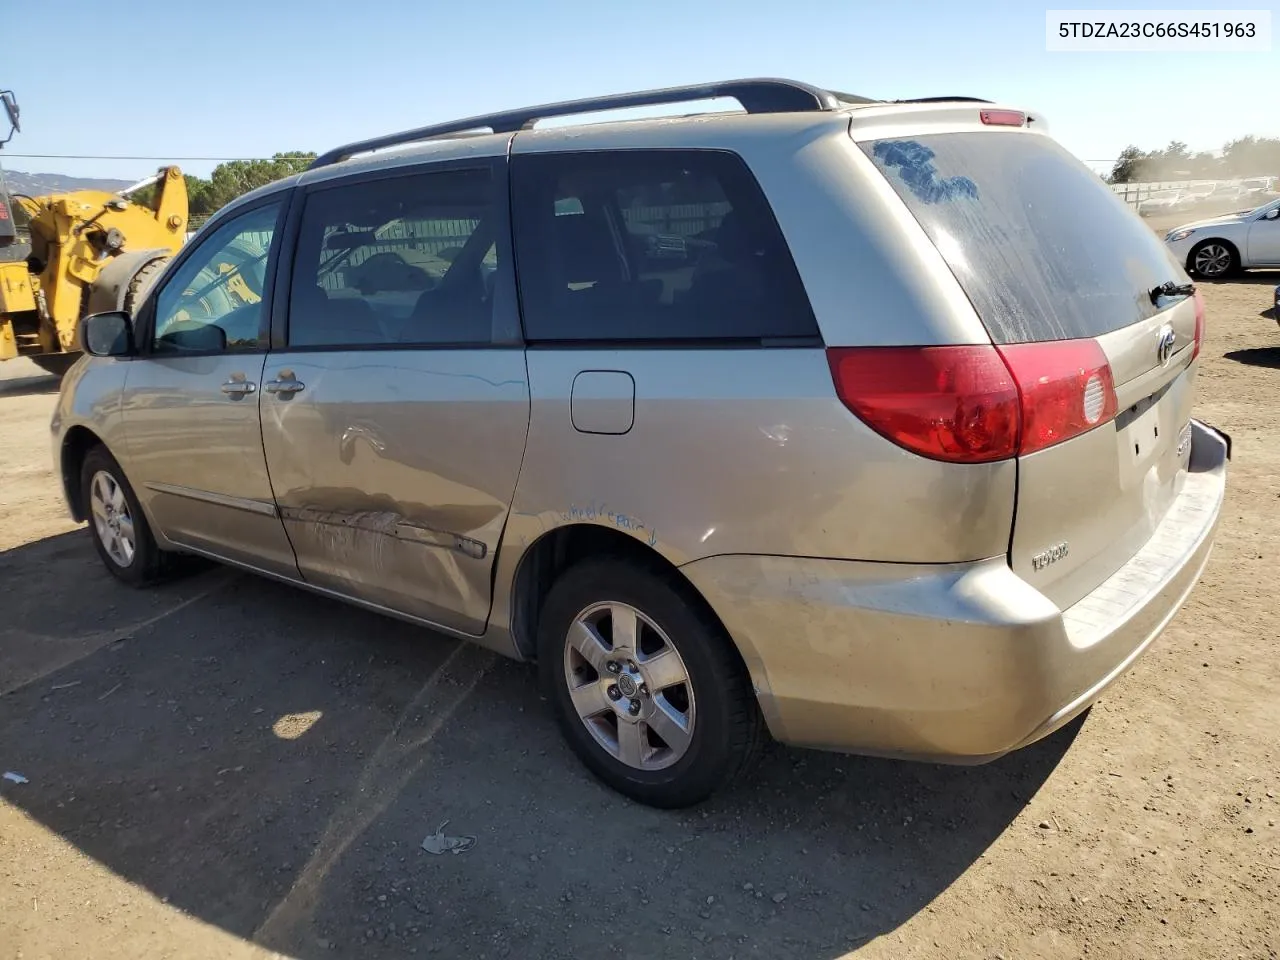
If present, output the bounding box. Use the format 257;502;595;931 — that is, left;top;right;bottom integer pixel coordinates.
310;78;877;169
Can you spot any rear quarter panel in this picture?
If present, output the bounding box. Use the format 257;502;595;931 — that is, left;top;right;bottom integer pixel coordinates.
506;348;1016;567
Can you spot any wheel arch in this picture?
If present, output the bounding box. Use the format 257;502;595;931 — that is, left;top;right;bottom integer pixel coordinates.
60;425;106;522
1187;236;1241;275
506;523;743;669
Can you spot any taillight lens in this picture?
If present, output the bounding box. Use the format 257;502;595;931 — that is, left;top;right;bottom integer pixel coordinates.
827;339;1118;463
996;339;1118;456
826;346;1020;463
1192;288;1205;361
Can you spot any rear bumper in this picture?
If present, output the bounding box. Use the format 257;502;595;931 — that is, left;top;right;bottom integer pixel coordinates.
681;419;1229;762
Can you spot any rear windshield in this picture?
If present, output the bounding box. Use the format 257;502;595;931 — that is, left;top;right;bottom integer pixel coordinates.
863;132;1182;344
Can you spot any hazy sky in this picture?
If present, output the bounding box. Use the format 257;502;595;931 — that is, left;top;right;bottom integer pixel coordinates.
4;0;1276;181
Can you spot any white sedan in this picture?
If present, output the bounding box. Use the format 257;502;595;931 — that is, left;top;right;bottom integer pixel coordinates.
1164;197;1280;278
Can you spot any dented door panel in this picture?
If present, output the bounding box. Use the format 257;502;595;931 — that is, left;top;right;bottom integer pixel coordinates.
258;349;530;636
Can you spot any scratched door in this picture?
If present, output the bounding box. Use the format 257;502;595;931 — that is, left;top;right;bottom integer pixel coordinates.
259;159;530;637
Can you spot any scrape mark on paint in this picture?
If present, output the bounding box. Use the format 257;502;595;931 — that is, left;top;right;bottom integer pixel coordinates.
561;501;658;547
872;140;978;204
281;507;487;559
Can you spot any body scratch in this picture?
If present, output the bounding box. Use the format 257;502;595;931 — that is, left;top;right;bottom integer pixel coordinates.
559;501;658;547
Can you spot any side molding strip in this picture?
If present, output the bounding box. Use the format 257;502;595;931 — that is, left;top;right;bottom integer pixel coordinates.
278;506;488;560
145;481;279;517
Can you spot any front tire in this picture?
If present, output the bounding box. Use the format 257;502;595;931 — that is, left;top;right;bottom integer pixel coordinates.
1189;240;1239;279
81;446;167;586
538;557;765;808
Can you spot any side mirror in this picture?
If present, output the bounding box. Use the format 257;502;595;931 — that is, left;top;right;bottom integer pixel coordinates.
81;311;135;357
1266;208;1280;221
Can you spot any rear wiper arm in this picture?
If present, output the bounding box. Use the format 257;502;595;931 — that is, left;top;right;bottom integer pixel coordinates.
1149;280;1195;304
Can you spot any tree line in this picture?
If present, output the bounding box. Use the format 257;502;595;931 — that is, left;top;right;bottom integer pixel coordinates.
132;152;317;217
1109;136;1280;184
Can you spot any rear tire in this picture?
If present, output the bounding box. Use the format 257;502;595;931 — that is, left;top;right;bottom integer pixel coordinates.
80;445;168;587
1188;240;1239;279
538;557;765;808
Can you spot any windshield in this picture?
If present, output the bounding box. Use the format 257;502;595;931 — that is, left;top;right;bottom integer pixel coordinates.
1248;197;1280;218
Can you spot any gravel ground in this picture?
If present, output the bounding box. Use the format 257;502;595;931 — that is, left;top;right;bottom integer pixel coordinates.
1;271;1278;960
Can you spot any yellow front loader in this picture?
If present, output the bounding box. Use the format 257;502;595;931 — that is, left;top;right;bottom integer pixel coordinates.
0;89;188;374
0;168;188;374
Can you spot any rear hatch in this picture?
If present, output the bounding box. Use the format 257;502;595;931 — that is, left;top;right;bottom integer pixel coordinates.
861;125;1202;609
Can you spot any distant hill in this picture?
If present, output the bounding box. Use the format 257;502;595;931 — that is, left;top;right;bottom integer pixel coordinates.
0;169;133;196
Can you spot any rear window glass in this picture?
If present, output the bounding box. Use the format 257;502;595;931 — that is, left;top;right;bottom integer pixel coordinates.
863;133;1183;344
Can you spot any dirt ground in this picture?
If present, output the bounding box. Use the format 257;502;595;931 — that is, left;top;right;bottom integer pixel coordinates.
1;271;1278;960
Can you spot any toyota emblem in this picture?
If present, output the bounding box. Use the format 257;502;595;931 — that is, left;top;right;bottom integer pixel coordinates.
1156;325;1176;366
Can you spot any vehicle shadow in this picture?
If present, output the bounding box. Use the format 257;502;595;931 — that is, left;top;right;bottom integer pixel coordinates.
0;531;1078;960
1224;347;1280;369
1198;269;1280;286
0;373;59;398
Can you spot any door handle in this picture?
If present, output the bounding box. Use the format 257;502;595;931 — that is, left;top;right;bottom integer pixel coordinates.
264;376;305;396
220;379;256;398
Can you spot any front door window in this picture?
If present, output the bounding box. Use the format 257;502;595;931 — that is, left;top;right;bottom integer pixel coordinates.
152;203;281;353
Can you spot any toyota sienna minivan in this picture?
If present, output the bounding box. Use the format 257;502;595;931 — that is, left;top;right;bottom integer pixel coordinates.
55;79;1229;807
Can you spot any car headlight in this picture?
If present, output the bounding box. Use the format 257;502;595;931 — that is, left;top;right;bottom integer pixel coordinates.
1167;229;1196;242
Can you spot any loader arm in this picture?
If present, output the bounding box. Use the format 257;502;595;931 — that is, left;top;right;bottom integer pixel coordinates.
1;166;187;366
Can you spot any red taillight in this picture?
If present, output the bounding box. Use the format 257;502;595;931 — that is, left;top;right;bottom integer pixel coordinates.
826;346;1020;464
980;109;1026;127
996;339;1118;456
827;339;1118;463
1192;288;1205;361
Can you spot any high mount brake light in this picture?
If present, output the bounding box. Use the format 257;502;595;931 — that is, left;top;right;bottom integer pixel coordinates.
827;339;1118;463
980;109;1026;127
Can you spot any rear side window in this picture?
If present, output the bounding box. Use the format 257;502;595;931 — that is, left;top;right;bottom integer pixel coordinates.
863;132;1183;344
511;149;818;343
288;167;502;348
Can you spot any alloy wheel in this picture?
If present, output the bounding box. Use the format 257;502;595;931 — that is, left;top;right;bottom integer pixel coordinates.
1193;243;1233;278
89;469;136;568
562;601;696;771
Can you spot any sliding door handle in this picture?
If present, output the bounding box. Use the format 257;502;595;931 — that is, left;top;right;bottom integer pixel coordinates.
220;379;256;399
264;377;305;396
